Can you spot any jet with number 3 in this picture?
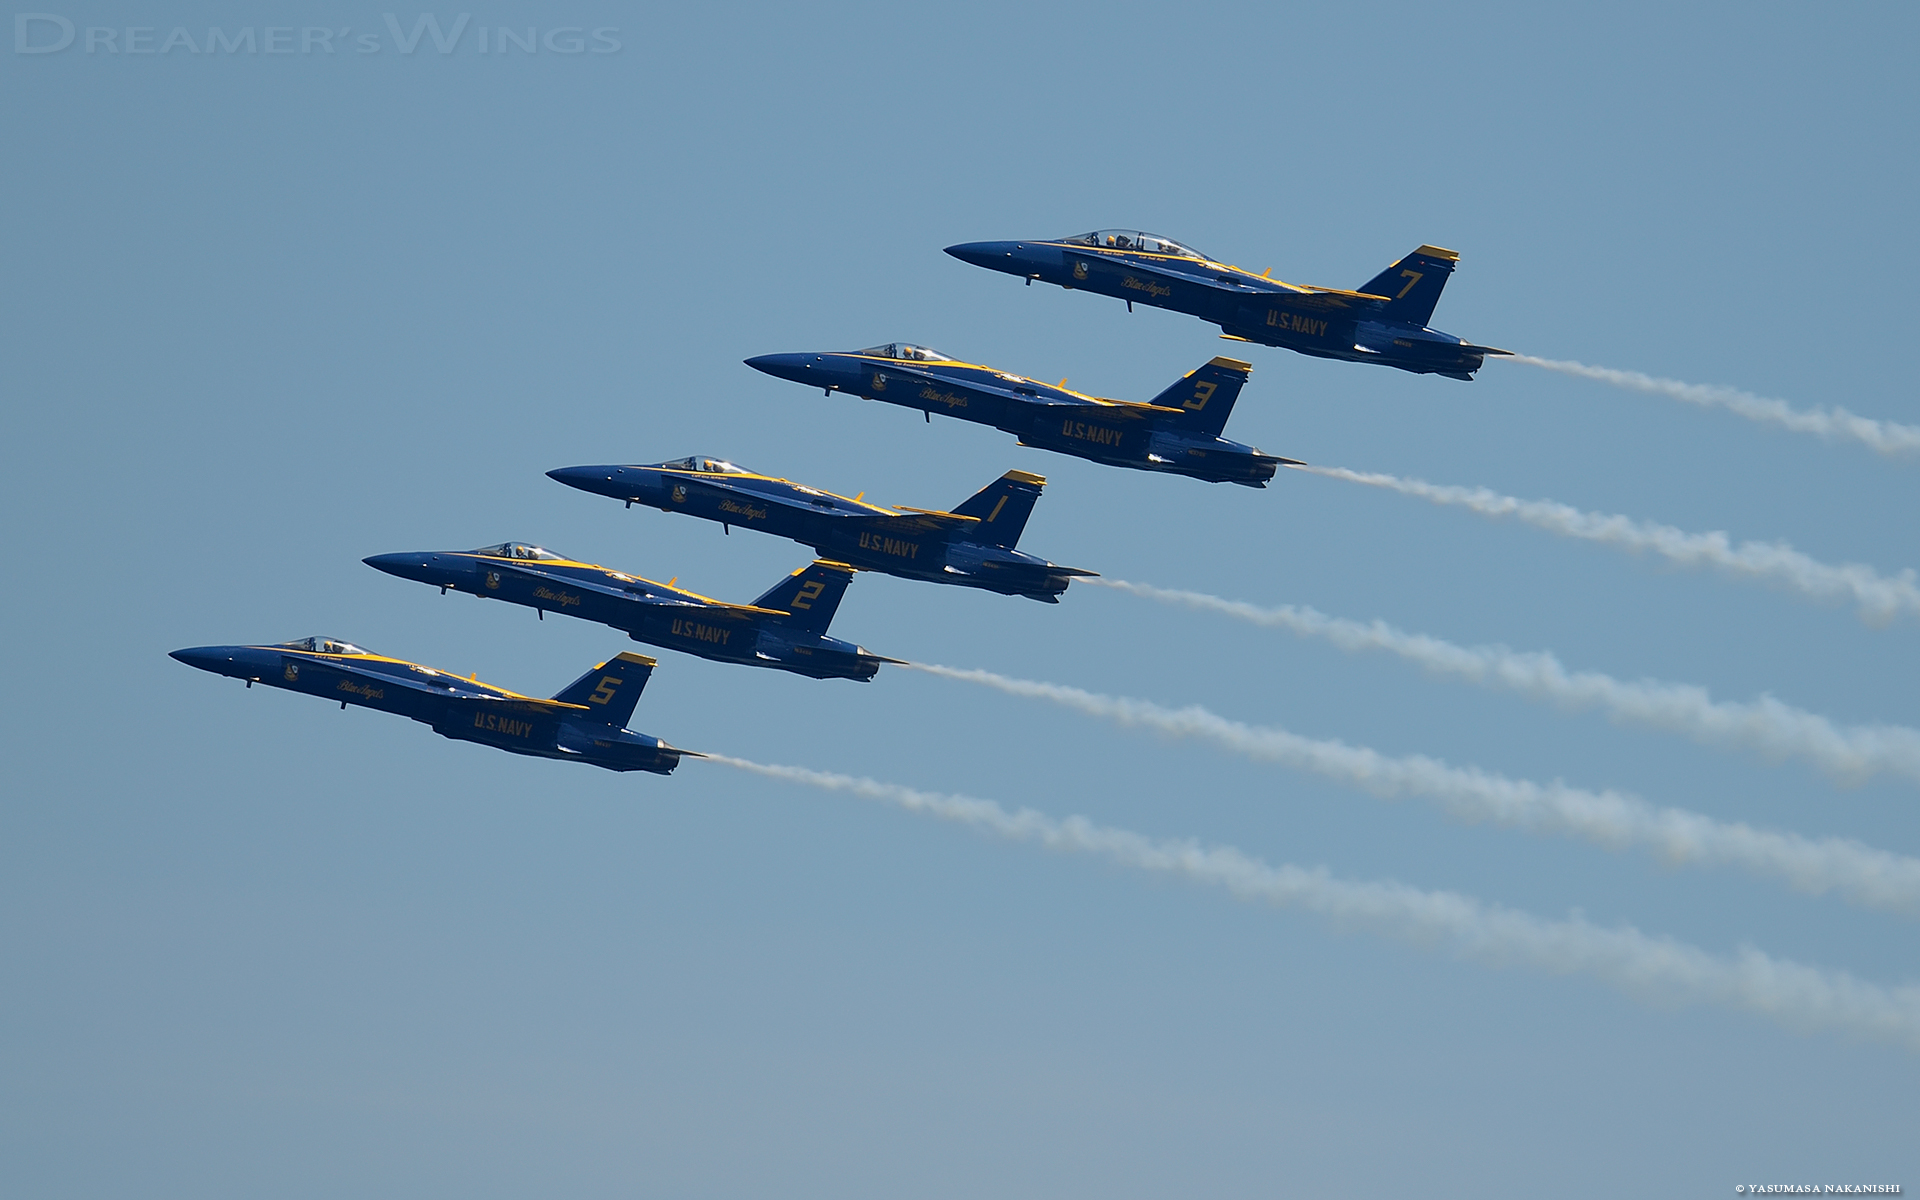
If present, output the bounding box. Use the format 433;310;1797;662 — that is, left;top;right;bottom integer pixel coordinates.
365;543;901;682
170;638;690;774
945;232;1508;380
546;458;1095;602
745;345;1296;487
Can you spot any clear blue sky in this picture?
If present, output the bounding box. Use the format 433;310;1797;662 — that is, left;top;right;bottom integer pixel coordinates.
4;2;1916;1195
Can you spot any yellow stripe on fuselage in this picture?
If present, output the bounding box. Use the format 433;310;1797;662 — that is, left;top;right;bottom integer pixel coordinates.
847;354;1147;409
652;467;897;516
1042;240;1321;294
256;647;555;704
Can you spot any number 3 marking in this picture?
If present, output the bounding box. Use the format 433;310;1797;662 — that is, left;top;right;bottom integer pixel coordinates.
1186;381;1217;410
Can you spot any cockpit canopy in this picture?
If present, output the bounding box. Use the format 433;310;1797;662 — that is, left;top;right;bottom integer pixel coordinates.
469;542;569;562
277;636;374;656
1060;229;1207;260
661;456;752;475
854;343;954;363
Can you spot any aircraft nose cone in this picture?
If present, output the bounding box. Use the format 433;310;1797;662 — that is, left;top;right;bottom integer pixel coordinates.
363;552;438;582
944;240;1018;269
744;353;816;384
170;645;236;674
548;464;637;501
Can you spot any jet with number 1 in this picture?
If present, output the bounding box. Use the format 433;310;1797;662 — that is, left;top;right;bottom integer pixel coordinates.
746;345;1297;487
946;231;1508;380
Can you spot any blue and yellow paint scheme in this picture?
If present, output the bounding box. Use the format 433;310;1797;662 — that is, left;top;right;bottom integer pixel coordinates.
945;232;1509;380
546;459;1095;603
169;638;688;774
746;345;1298;488
364;544;902;682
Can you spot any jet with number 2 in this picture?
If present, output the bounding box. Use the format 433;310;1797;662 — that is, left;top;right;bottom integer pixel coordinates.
170;637;689;773
546;458;1094;602
946;231;1508;380
365;543;901;682
745;345;1297;488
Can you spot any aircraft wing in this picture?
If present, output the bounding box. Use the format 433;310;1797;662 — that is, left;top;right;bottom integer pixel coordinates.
1020;396;1185;419
863;508;981;535
282;652;586;711
1279;286;1391;313
485;561;785;619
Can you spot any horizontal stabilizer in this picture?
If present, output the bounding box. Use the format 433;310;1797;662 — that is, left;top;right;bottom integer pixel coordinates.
977;560;1100;578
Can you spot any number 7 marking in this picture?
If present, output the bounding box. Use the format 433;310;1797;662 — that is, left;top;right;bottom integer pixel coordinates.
1396;269;1424;299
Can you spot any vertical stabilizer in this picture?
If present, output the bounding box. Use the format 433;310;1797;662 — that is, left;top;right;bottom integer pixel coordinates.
1357;245;1460;327
1147;356;1252;437
951;470;1046;548
551;652;656;726
751;560;856;636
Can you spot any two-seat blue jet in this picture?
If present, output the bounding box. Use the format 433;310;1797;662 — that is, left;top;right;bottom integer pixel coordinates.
546;458;1094;602
170;637;689;773
745;344;1298;487
946;231;1508;380
365;543;901;682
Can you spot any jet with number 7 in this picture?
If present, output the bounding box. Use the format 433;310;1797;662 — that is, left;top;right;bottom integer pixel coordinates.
746;345;1295;487
945;232;1508;380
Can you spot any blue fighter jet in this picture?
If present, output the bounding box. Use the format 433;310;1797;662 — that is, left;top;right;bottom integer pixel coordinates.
365;543;901;681
946;231;1508;380
170;637;689;773
745;344;1299;487
546;458;1094;602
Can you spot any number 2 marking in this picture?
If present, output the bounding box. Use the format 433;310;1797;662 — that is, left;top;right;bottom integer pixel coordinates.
790;580;826;609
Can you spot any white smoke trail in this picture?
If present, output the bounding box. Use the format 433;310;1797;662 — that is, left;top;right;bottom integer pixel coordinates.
703;753;1920;1050
1084;577;1920;787
1294;464;1920;623
903;663;1920;918
1507;354;1920;458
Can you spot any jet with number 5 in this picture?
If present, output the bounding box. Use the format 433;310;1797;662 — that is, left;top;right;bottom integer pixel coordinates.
746;344;1296;487
365;543;901;682
945;231;1508;380
546;458;1095;602
170;637;690;774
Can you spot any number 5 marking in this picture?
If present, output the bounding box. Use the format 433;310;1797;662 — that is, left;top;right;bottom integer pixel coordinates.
1396;269;1424;299
588;676;621;705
